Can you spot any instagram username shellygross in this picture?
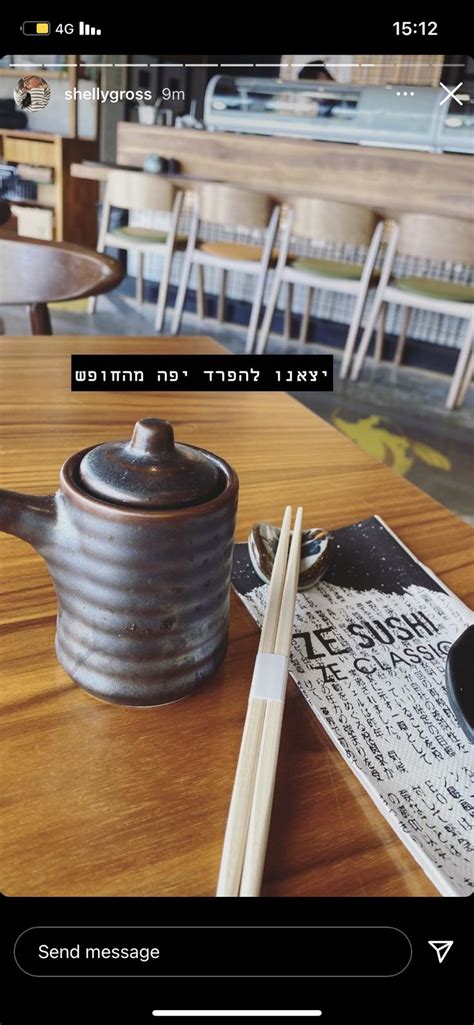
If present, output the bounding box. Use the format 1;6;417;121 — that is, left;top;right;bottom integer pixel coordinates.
65;87;154;103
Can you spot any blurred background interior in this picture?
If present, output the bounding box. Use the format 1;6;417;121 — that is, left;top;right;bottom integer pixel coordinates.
0;53;472;522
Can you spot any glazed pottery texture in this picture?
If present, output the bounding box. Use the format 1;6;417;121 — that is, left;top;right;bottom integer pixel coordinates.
53;450;238;705
0;438;238;706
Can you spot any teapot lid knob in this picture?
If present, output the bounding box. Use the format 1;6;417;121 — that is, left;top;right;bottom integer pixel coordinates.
130;418;175;455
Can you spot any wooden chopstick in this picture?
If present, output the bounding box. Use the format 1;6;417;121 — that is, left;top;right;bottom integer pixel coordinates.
239;506;303;897
216;506;293;897
258;505;294;655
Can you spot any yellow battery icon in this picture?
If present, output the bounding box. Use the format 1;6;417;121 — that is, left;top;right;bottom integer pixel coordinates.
22;21;51;35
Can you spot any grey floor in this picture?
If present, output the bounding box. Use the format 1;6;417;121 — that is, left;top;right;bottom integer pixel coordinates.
2;290;473;525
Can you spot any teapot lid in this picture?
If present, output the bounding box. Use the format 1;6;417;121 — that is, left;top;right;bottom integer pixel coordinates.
78;418;222;509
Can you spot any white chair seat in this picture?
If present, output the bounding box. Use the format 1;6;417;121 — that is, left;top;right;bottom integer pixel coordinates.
198;240;279;264
382;281;473;317
110;226;187;248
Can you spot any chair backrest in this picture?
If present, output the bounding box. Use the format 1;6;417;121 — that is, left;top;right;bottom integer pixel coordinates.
292;197;378;247
106;170;177;213
197;182;275;229
397;213;473;264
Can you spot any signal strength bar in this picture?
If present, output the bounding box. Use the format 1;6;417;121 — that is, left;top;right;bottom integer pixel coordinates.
79;22;102;35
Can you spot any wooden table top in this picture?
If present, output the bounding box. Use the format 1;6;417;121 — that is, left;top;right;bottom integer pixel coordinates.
0;233;123;305
1;336;473;898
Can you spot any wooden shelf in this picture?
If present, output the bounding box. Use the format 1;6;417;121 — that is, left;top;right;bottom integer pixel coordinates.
3;197;56;210
0;129;99;246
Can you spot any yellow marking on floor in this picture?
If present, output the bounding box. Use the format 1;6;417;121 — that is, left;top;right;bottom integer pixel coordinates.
50;299;89;312
332;413;451;477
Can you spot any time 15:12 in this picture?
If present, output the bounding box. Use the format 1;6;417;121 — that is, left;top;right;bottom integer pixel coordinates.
393;21;438;35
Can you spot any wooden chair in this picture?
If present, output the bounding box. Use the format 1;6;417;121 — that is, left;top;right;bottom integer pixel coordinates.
254;198;383;359
170;183;280;350
349;214;474;409
90;170;184;331
0;233;123;334
0;200;11;226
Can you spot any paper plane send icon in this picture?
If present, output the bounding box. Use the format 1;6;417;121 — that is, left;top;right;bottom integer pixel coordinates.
428;940;454;964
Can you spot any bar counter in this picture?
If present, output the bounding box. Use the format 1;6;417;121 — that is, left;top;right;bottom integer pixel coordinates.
115;124;473;221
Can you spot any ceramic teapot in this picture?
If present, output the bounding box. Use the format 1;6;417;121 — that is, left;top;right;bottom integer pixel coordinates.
0;418;238;706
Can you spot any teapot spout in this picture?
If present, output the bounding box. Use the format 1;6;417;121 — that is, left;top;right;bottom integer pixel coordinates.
0;489;57;552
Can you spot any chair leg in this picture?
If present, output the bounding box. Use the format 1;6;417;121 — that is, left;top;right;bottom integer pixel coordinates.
350;292;385;381
195;264;205;320
29;303;52;335
170;252;193;335
135;252;144;304
252;209;290;355
340;221;385;380
456;354;474;408
340;288;369;380
283;282;293;342
394;307;411;366
446;320;474;410
350;221;400;382
155;245;175;333
246;204;283;353
89;194;111;314
374;304;386;361
254;270;284;356
299;287;313;344
246;262;270;354
217;269;227;323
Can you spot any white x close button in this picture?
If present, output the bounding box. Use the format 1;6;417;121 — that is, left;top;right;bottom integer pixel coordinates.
439;82;464;106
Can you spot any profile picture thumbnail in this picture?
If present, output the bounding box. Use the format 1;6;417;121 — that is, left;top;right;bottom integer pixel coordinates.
14;75;51;112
